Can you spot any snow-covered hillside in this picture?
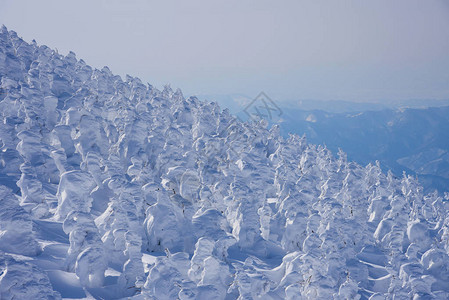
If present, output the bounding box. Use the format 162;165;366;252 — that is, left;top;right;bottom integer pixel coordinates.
1;26;449;299
277;107;449;194
200;95;449;195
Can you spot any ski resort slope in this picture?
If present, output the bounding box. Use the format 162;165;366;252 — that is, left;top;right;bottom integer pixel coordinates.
1;26;449;299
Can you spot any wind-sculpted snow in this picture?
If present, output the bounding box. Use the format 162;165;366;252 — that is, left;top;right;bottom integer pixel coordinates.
0;185;41;256
1;26;449;299
0;252;61;300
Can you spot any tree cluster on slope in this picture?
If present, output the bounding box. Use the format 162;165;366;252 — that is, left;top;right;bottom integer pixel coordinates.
1;26;449;299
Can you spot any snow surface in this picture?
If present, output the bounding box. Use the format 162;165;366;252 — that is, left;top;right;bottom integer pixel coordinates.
1;26;449;299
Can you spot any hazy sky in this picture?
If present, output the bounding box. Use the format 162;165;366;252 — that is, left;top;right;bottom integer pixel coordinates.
1;0;448;102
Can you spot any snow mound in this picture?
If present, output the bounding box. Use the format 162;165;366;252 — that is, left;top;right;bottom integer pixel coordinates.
0;252;61;300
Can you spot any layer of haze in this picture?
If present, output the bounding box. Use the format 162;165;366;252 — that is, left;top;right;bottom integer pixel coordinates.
1;0;448;102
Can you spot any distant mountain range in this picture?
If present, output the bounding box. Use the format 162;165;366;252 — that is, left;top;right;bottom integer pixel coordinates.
279;106;449;194
199;94;449;114
200;94;449;194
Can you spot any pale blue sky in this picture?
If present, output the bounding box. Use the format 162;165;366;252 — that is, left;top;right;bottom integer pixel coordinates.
1;0;448;102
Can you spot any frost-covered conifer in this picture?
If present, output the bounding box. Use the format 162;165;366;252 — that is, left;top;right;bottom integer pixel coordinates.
63;211;107;287
0;185;41;255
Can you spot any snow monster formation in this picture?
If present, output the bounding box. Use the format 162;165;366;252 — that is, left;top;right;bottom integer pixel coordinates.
1;26;449;299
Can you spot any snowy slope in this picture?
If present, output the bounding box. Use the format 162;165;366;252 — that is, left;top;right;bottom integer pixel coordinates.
200;95;449;194
277;107;449;194
1;26;449;299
